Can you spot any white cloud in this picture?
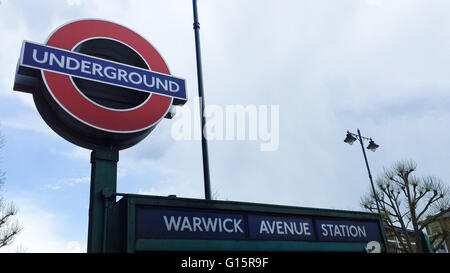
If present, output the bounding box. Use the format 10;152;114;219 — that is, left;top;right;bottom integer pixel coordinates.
44;184;62;191
0;197;85;253
138;187;171;196
0;112;55;136
62;147;91;161
66;0;81;6
117;167;127;178
366;0;382;6
44;176;90;190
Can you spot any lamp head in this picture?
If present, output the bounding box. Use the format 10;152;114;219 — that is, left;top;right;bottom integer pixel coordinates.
344;131;357;145
367;139;379;152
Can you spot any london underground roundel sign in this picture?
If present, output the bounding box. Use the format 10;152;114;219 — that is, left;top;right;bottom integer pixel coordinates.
14;19;187;150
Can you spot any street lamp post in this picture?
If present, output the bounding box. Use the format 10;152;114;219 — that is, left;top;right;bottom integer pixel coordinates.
344;129;381;215
192;0;212;200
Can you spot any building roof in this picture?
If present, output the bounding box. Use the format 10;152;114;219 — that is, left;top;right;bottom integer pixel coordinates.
437;210;450;220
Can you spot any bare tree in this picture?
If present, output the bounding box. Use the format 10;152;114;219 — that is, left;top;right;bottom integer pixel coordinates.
361;160;449;253
0;132;21;249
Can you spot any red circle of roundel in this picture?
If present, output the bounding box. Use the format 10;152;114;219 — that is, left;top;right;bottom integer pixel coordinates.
42;19;173;133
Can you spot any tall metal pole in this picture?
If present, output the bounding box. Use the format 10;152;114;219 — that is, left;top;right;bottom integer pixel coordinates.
357;129;381;215
192;0;212;200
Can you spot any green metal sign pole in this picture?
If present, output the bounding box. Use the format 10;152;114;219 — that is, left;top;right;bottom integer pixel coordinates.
87;146;119;253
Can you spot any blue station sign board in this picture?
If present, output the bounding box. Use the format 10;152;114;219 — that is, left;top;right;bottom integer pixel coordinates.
136;207;382;243
107;195;388;252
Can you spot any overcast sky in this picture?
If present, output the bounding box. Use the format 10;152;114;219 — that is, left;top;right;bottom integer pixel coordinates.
1;0;450;252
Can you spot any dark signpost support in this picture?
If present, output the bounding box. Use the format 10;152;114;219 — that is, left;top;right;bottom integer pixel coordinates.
13;18;389;254
88;147;119;252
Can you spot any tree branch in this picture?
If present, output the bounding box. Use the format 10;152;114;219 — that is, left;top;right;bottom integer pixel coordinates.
417;193;442;226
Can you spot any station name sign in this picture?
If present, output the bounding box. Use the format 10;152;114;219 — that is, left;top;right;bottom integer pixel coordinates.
136;207;382;243
20;41;187;102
